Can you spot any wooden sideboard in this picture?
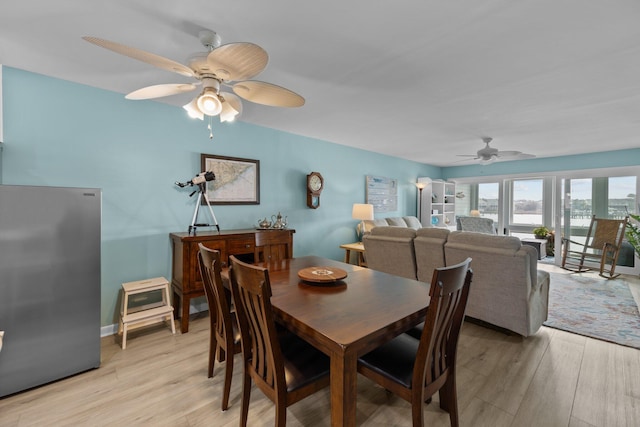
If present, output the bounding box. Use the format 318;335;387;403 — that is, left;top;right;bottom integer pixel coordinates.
169;229;295;333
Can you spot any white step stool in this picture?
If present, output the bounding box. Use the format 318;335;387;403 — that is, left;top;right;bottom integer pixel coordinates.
119;277;176;349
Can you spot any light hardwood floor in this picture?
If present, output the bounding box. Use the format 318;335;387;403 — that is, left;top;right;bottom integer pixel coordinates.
1;276;639;426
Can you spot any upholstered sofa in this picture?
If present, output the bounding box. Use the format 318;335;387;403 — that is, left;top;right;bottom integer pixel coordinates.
362;227;550;337
360;215;422;235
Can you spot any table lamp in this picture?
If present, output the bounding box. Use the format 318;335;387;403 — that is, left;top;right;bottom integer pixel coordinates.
352;203;374;241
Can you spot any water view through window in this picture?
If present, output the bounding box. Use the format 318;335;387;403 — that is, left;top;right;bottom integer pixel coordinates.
512;179;543;225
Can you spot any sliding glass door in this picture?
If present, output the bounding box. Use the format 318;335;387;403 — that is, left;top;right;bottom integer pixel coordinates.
558;173;638;274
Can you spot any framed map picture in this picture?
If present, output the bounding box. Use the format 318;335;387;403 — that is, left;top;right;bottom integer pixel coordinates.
200;154;260;205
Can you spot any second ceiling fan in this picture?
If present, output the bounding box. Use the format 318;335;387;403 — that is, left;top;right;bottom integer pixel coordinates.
83;30;304;125
457;137;535;165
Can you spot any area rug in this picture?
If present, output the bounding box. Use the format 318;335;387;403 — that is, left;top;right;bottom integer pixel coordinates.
543;271;640;349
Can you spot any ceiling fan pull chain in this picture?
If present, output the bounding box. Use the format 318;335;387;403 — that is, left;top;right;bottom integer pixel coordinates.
208;116;213;139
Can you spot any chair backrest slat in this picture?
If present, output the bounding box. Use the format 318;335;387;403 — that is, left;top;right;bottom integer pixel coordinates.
198;245;233;346
414;258;472;390
230;255;285;393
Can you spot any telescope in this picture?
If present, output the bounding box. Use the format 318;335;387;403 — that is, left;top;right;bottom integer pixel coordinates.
175;171;219;234
175;171;215;188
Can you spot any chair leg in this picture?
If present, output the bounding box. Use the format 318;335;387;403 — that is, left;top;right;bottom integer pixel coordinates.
275;396;287;427
240;372;251;427
410;393;425;427
439;376;460;427
208;329;216;378
221;347;234;411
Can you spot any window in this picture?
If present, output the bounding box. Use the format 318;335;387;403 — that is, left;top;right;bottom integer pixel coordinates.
477;182;499;222
511;179;544;226
609;176;636;218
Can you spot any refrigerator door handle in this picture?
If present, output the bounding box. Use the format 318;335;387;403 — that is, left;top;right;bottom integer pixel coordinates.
0;331;4;353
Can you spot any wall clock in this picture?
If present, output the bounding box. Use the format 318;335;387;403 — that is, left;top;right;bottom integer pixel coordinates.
306;172;324;209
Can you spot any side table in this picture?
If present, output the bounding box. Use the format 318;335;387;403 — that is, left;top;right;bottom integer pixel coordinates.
521;238;547;260
340;242;367;267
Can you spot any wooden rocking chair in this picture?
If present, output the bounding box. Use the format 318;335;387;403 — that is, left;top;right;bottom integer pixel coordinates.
561;215;629;279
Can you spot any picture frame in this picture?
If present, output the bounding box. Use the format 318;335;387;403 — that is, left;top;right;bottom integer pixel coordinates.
200;154;260;205
365;175;398;213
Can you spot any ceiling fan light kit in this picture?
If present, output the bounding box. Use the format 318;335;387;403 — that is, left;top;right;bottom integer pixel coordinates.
83;29;304;137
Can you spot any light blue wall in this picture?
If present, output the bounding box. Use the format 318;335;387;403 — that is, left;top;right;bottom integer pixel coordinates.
1;67;438;326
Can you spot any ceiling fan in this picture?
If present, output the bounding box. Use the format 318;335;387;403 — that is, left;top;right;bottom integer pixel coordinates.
457;137;535;165
82;30;304;128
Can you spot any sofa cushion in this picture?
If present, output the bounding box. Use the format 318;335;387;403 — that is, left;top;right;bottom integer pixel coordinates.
363;227;417;280
401;216;422;229
414;228;450;282
416;227;450;240
369;227;417;238
386;217;409;227
447;230;520;251
362;219;391;234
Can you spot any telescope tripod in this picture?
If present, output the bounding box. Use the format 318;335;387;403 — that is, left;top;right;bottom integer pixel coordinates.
189;183;220;234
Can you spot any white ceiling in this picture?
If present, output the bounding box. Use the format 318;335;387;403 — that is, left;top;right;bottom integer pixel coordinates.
2;0;640;166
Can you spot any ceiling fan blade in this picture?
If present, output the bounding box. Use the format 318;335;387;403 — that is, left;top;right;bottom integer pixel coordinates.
232;81;305;107
83;36;195;78
496;150;522;158
514;153;536;159
206;42;268;81
125;83;198;100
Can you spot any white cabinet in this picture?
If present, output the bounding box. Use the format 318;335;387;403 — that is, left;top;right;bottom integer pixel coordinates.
417;178;456;228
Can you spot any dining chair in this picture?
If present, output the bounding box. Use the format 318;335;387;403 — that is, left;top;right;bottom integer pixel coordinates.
228;255;330;427
197;244;242;411
357;257;473;427
254;230;292;262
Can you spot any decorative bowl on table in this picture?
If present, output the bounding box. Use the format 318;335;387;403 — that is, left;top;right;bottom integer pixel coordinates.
297;266;348;284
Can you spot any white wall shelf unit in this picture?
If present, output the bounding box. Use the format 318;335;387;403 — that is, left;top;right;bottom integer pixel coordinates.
417;177;456;229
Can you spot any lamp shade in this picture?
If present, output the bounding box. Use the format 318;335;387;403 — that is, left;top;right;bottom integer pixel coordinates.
415;182;427;190
219;92;242;122
182;98;204;120
352;203;374;221
470;210;481;217
197;88;223;116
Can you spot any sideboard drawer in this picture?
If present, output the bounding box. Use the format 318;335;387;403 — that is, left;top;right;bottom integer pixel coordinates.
228;237;255;255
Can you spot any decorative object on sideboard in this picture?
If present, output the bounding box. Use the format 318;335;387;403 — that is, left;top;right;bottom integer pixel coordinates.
352;203;374;241
271;212;288;229
307;172;324;209
83;30;304;139
257;218;272;229
256;213;288;229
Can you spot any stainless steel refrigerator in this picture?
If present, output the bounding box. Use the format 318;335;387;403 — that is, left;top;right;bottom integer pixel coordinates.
0;184;101;397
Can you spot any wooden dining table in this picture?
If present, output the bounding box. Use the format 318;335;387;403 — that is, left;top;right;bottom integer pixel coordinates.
258;255;431;427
